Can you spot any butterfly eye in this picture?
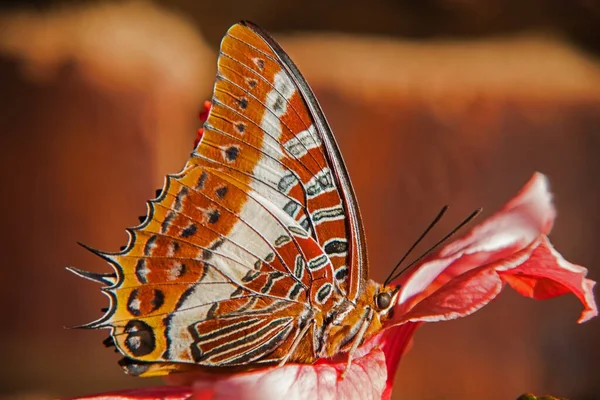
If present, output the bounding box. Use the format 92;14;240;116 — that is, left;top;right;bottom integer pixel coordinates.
375;292;392;310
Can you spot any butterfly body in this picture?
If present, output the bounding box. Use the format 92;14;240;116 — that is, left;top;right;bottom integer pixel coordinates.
70;21;399;378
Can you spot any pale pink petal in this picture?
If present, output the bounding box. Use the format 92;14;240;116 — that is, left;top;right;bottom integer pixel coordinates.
396;265;506;323
390;173;597;326
189;348;387;400
397;172;554;309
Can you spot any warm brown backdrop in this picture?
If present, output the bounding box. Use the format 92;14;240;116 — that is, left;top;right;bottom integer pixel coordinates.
0;1;598;399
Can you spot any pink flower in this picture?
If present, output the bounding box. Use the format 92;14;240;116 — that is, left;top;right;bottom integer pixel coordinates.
65;173;597;400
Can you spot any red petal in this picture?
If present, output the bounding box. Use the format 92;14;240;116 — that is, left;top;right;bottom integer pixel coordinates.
390;173;597;325
198;100;212;123
193;128;204;148
63;386;194;400
499;236;597;323
375;322;421;400
194;100;211;148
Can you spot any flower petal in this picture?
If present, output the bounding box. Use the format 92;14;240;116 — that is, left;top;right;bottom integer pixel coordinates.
396;172;554;308
373;322;421;400
184;349;387;400
64;386;194;400
499;236;597;323
390;172;597;325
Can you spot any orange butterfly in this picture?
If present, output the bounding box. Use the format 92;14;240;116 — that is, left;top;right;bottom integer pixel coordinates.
70;21;402;378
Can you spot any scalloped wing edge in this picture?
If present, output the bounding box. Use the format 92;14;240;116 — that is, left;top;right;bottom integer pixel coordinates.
67;170;183;330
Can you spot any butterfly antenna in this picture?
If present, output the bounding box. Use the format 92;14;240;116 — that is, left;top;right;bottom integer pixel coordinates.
387;207;482;284
384;205;449;286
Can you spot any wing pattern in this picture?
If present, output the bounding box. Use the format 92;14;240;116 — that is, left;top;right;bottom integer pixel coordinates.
73;21;368;376
198;23;366;297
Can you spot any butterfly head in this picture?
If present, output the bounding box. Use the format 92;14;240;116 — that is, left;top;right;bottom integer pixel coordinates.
373;284;401;321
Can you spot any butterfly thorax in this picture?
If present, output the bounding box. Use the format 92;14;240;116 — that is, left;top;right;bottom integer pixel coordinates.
287;279;399;363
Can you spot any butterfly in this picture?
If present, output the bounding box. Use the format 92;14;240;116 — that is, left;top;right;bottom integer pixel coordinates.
69;20;402;378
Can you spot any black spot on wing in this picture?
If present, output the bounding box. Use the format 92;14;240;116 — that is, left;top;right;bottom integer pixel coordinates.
196;171;208;190
181;224;198;238
335;266;349;281
202;238;224;260
274;235;291;246
283;200;299;217
151;290;165;310
170;262;186;278
161;211;175;233
215;186;228;199
288;283;303;300
124;320;156;357
294;255;305;279
242;270;261;283
144;235;158;256
118;358;152;376
207;209;221;224
235;122;246;134
316;283;332;304
273;96;284;113
135;259;149;284
324;239;348;256
161;314;174;360
225;146;239;162
175;284;197;310
261;271;284;294
206;302;219;319
247;78;258;88
175;187;189;211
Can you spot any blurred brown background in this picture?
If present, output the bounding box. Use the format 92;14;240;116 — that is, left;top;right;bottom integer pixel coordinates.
0;1;599;399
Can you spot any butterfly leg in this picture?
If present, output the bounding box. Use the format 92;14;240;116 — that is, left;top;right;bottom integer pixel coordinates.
341;307;374;379
278;319;312;367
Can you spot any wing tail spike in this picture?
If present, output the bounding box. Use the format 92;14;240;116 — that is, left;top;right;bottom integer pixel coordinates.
64;320;107;330
76;241;120;261
69;302;115;330
66;266;117;286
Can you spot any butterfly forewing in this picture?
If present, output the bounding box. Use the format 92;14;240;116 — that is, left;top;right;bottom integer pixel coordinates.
196;22;367;299
75;21;368;375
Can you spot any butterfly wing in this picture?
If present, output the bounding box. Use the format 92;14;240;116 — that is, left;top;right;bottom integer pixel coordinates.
72;21;368;376
199;21;368;300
